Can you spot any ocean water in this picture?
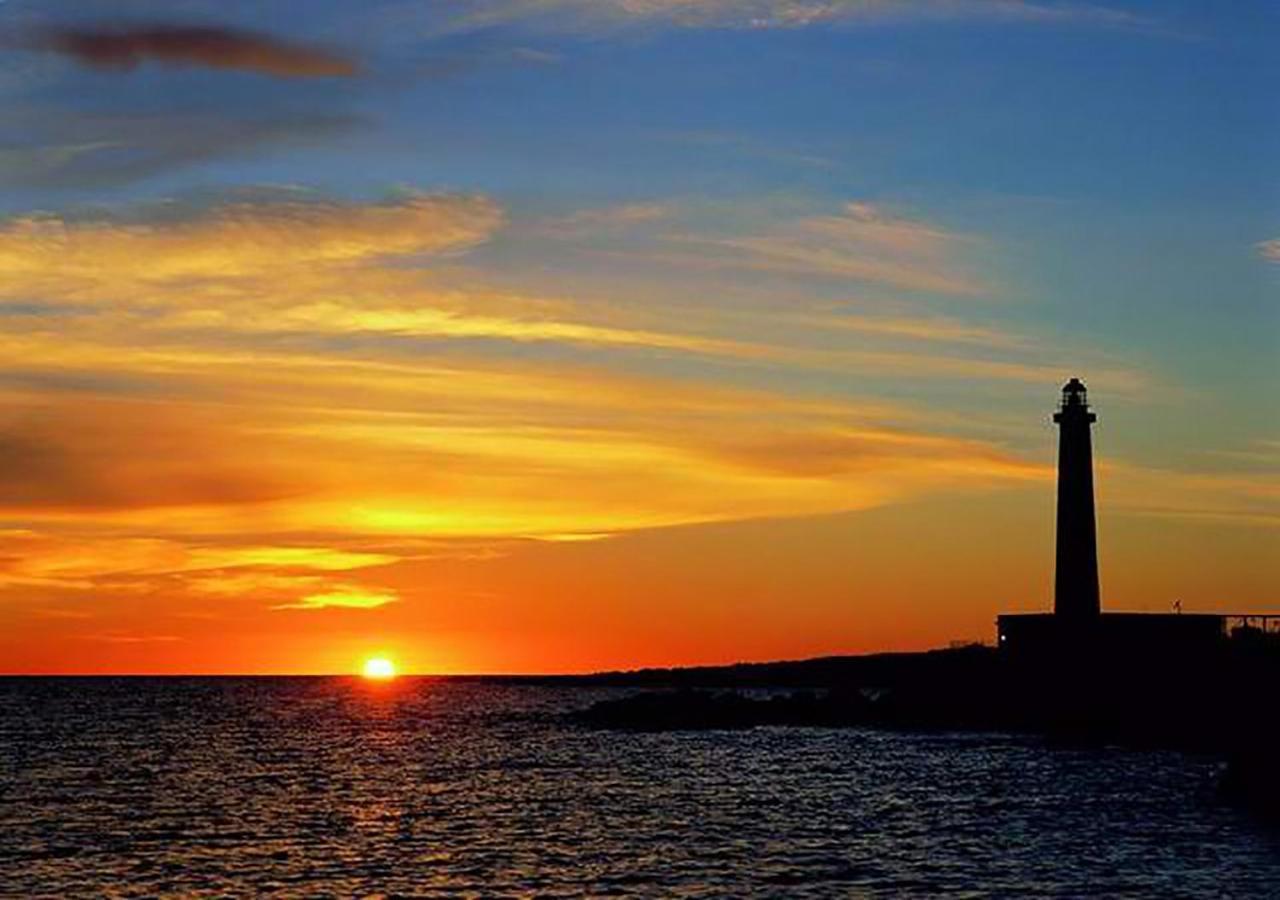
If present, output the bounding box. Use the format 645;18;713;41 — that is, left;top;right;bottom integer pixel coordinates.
1;678;1276;897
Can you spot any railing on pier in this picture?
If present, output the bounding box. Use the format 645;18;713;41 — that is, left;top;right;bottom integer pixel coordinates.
1223;614;1280;636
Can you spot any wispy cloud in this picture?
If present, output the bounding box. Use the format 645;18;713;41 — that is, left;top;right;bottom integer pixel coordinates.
1102;460;1280;529
273;587;399;610
83;632;181;643
783;311;1025;346
417;0;1152;37
425;0;1149;34
0;109;362;189
0;529;187;588
21;23;357;78
0;526;405;617
186;546;398;572
0;190;502;282
0;191;769;356
667;200;988;296
0;141;119;186
1256;238;1280;263
538;202;674;236
0;530;398;586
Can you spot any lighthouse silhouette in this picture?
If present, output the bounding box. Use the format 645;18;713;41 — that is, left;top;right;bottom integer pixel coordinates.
997;379;1230;655
1052;377;1101;622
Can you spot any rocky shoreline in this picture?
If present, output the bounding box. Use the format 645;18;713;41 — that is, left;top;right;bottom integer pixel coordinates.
563;643;1280;821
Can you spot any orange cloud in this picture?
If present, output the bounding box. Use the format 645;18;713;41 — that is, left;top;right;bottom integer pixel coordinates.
0;529;398;586
0;526;405;627
0;192;781;358
26;24;357;78
273;587;399;611
0;530;187;589
0;345;1048;542
0;191;502;286
185;546;397;571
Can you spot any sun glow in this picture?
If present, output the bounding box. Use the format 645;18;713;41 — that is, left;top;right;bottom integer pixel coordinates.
361;656;396;680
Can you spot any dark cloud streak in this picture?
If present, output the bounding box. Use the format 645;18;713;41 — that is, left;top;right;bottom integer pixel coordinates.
24;23;358;78
0;404;306;513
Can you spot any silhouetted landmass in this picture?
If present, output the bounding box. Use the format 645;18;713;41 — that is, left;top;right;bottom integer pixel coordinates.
531;632;1280;818
474;645;999;690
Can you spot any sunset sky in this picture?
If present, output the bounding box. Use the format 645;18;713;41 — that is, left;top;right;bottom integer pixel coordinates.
1;1;1276;674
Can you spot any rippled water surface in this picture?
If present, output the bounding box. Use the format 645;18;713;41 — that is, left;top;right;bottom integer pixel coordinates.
2;678;1277;897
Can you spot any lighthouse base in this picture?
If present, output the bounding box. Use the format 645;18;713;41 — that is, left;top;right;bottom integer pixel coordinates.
997;612;1225;660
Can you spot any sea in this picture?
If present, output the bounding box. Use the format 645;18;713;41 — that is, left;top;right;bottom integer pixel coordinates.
2;677;1277;897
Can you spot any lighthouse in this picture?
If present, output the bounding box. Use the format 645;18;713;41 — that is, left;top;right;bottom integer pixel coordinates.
1052;377;1101;622
997;379;1228;656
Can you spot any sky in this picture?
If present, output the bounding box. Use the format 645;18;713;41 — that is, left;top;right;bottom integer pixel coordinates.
0;0;1276;674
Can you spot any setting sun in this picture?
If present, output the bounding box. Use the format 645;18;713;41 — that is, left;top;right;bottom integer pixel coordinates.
361;657;396;680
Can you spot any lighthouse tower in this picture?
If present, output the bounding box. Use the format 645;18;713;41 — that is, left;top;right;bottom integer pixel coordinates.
998;379;1228;656
1053;378;1101;622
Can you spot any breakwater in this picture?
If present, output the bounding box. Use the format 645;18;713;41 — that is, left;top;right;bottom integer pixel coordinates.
556;637;1280;819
